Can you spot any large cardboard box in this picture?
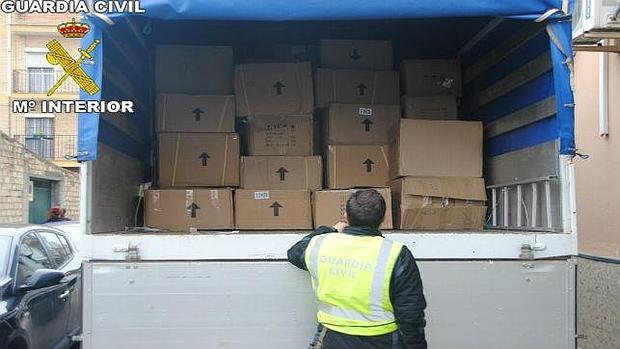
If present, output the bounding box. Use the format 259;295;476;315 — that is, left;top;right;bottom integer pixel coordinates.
401;96;459;120
320;39;393;70
315;69;400;108
327;145;390;189
274;44;320;66
391;177;487;230
155;45;233;94
246;115;313;156
156;94;235;133
158;133;240;187
235;190;312;230
323;103;400;145
400;59;462;96
234;62;314;116
241;156;322;190
144;188;234;231
313;188;393;229
390;119;482;179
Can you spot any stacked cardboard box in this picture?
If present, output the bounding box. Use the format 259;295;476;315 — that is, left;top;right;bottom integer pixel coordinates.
234;62;316;229
312;40;399;229
389;119;487;230
145;45;238;231
400;59;461;120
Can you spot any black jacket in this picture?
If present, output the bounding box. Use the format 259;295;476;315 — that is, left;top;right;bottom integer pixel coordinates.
287;226;427;349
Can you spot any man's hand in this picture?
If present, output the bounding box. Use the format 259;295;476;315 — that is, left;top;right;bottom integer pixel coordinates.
333;222;348;232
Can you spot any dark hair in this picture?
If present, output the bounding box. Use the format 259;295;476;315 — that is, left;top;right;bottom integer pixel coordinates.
345;189;386;229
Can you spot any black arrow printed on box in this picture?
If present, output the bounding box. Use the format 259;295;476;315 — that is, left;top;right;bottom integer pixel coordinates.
356;83;367;96
273;81;286;95
351;48;361;61
187;203;200;218
363;158;375;172
270;201;283;216
192;107;204;121
198;152;210;166
276;167;289;181
361;118;373;132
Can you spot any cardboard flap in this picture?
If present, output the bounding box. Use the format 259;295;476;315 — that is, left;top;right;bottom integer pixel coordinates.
400;177;487;201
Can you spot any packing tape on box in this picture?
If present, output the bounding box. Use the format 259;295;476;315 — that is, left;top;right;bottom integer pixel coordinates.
220;135;230;186
239;65;252;116
217;95;231;132
294;63;303;114
370;71;378;105
379;146;389;169
160;94;168;130
304;157;309;189
171;134;181;186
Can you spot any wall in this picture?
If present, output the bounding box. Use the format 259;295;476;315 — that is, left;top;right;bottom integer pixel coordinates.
574;51;620;259
0;130;79;223
574;51;620;349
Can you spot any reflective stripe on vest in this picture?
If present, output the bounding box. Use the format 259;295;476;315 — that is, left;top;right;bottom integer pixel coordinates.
305;233;402;336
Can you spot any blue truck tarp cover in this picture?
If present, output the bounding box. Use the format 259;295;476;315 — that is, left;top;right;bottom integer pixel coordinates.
78;0;575;161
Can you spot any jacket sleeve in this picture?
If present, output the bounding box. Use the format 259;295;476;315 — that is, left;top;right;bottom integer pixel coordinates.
390;246;428;349
287;226;337;271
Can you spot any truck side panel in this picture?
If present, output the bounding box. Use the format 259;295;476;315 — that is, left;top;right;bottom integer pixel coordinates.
83;260;575;349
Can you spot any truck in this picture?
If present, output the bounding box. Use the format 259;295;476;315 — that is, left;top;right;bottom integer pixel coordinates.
77;1;579;348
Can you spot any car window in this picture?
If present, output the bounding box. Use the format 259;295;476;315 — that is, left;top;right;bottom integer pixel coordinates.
18;233;54;285
38;232;71;267
57;233;73;256
0;236;12;276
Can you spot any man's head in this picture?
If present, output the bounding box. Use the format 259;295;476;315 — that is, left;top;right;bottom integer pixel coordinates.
345;189;386;229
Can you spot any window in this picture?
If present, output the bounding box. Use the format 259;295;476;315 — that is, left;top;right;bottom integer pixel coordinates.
18;233;53;285
27;67;54;93
38;232;71;267
25;117;55;159
25;51;55;93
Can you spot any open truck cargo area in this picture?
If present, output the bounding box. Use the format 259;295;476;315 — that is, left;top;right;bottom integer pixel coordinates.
77;0;578;348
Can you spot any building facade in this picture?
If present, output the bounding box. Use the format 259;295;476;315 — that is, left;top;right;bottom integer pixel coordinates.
574;49;620;348
0;13;81;224
1;12;80;169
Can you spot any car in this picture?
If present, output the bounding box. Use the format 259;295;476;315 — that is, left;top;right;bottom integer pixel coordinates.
0;225;82;349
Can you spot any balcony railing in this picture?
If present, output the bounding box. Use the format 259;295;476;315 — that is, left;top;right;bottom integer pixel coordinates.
13;69;79;94
13;135;77;161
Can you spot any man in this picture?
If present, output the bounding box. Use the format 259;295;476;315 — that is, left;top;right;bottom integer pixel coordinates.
288;189;427;349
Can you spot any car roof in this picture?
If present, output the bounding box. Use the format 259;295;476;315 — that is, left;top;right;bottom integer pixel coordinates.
0;224;69;238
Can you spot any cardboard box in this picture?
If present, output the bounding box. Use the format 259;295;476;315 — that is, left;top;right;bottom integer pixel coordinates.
401;95;459;120
144;188;234;231
391;177;487;230
320;39;393;70
241;156;322;190
234;62;314;116
400;59;462;96
323;103;400;145
390;119;482;179
158;133;240;187
235;190;312;230
315;69;400;108
246;115;313;156
274;44;320;66
313;188;393;229
155;45;233;94
327;145;390;189
156;94;235;133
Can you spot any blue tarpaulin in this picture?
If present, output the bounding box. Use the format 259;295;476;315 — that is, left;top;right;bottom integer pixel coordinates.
78;0;575;161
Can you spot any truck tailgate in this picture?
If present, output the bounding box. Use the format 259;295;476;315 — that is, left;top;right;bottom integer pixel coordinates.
82;259;575;349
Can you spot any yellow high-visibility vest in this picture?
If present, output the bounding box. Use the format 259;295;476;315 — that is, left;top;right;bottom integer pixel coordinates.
304;232;403;336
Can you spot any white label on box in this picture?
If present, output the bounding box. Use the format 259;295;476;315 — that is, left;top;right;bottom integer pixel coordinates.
358;107;372;116
254;191;270;200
